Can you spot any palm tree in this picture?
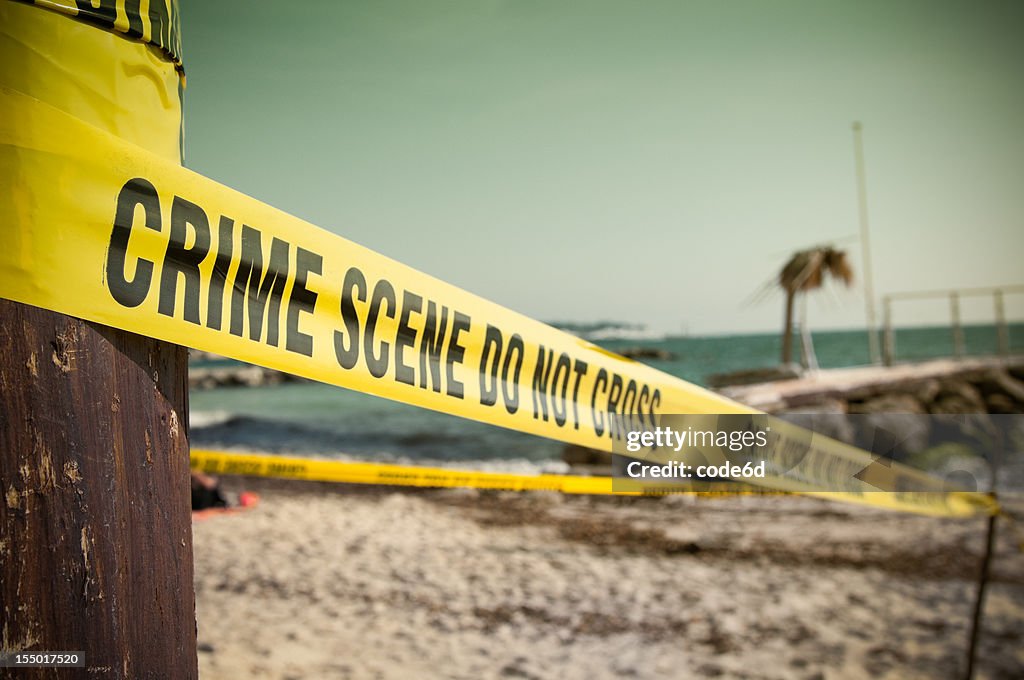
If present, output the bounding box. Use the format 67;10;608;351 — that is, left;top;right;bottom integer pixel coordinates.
779;246;854;365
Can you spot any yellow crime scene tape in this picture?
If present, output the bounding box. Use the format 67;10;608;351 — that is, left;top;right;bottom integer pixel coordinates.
188;449;994;518
0;2;999;519
192;449;630;496
188;448;796;499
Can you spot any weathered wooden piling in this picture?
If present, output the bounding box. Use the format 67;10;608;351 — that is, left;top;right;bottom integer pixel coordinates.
0;303;197;679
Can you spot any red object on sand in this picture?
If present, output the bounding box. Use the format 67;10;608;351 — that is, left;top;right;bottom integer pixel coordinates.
191;492;260;521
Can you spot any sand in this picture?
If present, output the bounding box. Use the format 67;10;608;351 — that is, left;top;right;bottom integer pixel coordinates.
192;479;1024;679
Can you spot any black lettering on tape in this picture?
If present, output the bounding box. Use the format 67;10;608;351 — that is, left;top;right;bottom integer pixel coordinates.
335;267;367;369
551;353;571;427
229;226;290;346
207;216;235;331
158;195;211;324
394;290;423;385
637;384;651;429
479;325;503;407
649;388;662;424
419;302;448;392
286;247;322;357
365;278;396;379
501;333;524;414
570;359;588;429
532;346;554;421
121;0;145;39
622;379;638;432
446;312;470;399
107;178;162;308
74;0;116;30
607;374;624;440
591;368;608;436
149;1;167;55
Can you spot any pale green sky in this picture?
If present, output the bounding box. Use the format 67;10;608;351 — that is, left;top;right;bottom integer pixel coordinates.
179;0;1024;335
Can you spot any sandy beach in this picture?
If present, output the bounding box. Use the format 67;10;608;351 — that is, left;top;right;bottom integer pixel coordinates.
192;479;1024;679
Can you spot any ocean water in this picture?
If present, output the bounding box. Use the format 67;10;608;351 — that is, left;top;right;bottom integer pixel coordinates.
189;323;1023;469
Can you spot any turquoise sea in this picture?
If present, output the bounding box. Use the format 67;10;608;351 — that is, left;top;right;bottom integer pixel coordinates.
190;323;1023;470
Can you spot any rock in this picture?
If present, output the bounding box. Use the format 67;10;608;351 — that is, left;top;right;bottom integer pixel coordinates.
189;350;225;363
986;393;1021;414
188;363;302;389
977;370;1024;404
848;393;926;415
848;395;929;456
905;378;942;405
928;380;986;414
617;346;676;360
856;414;931;457
930;413;998;450
930;395;982;414
706;365;802;388
774;399;855;444
775;398;848;414
561;444;611;466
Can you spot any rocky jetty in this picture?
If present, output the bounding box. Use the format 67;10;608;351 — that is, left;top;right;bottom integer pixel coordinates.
188;351;305;389
563;357;1024;469
706;365;801;387
616;346;676;360
718;357;1024;416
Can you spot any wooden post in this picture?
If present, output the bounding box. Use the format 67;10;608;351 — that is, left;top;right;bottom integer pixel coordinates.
993;290;1009;356
882;296;895;366
963;423;1004;680
781;290;796;365
963;513;997;680
951;292;965;358
0;301;197;678
799;293;819;372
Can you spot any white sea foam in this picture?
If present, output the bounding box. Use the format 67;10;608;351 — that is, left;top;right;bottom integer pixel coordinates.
188;410;237;428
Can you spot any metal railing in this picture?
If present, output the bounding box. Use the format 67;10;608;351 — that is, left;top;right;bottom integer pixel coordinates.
881;285;1024;365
